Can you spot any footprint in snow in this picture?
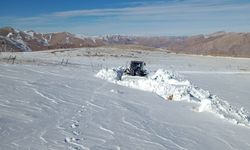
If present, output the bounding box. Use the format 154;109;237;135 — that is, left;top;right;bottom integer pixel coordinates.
110;89;124;94
71;123;79;129
72;130;80;136
64;137;81;143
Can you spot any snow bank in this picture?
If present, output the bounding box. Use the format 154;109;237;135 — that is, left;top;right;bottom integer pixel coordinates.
96;68;250;127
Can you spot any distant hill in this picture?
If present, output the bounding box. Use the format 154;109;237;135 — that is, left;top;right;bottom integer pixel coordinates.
1;27;250;57
167;32;250;57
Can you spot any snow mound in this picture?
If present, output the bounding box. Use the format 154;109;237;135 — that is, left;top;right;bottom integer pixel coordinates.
96;68;250;127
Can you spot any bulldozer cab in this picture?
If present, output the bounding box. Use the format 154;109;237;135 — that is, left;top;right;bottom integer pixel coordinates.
127;61;147;76
130;61;144;71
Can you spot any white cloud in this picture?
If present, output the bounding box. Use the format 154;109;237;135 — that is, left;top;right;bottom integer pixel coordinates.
1;0;250;35
50;1;250;18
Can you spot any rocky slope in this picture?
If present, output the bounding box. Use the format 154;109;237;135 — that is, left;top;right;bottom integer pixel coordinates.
0;27;250;57
0;27;105;52
167;32;250;57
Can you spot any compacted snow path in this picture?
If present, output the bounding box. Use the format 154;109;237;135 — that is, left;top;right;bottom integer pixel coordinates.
96;68;250;127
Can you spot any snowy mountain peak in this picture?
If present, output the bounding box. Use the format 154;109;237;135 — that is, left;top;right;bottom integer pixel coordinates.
1;27;250;58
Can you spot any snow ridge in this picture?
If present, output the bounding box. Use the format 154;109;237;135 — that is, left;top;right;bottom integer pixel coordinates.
0;35;31;52
96;68;250;127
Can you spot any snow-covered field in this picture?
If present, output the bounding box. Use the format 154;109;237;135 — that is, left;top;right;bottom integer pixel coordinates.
0;48;250;150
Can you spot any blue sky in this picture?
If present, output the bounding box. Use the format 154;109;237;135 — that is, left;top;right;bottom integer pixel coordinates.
0;0;250;36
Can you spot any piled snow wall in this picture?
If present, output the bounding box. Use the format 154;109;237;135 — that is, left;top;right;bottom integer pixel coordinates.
96;68;250;127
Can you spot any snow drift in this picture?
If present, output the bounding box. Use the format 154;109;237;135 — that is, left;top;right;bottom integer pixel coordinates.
96;68;250;127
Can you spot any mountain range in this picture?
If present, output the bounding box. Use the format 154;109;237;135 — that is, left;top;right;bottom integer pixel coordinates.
0;27;250;57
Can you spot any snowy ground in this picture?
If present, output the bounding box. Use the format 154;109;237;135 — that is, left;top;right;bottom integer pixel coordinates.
0;48;250;150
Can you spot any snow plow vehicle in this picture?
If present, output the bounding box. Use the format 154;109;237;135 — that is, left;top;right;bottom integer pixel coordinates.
125;61;148;76
115;61;148;80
